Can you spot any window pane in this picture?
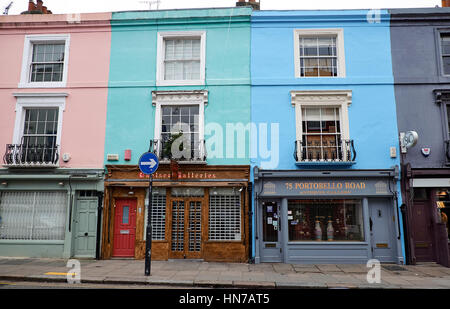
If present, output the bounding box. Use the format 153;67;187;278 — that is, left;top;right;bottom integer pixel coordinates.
122;206;129;224
443;56;450;75
0;191;67;240
442;35;450;55
262;202;278;242
208;188;241;241
288;199;364;241
301;106;342;161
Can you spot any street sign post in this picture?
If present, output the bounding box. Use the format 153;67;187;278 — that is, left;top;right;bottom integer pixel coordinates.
138;152;159;276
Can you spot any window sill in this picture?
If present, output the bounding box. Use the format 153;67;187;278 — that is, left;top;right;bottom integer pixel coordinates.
18;82;67;88
156;80;205;87
287;241;367;245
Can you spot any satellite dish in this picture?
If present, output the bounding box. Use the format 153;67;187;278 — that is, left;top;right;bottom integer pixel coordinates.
400;130;418;154
403;131;418;148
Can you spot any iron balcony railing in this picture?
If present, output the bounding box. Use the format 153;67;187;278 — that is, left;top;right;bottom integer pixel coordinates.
150;139;206;162
3;143;59;167
294;139;356;163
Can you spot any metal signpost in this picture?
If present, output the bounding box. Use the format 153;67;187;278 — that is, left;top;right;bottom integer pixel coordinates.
138;151;159;276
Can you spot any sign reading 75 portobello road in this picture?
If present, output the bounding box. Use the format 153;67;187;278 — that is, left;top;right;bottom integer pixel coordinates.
138;152;159;175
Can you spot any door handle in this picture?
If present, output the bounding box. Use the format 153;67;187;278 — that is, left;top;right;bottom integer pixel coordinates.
84;232;88;236
369;218;373;232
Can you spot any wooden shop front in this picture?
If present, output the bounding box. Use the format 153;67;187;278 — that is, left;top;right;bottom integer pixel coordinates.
100;165;250;262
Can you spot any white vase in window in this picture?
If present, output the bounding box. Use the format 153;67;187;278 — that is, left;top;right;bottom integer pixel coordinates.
327;220;334;241
315;220;322;241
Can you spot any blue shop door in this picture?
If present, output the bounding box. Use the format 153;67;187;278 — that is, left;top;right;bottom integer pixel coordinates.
260;201;282;262
369;198;396;263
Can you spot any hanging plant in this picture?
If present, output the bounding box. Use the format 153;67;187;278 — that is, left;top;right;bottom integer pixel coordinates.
162;131;184;160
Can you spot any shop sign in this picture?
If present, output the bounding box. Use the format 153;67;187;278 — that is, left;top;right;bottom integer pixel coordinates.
259;179;392;197
139;171;217;180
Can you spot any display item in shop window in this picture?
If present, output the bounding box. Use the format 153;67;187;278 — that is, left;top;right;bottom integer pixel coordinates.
315;220;322;241
327;219;334;241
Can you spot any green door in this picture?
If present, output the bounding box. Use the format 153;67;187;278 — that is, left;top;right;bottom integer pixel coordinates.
73;196;98;258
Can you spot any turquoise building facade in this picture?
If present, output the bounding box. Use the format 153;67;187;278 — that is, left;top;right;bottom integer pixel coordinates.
101;8;253;262
105;8;252;166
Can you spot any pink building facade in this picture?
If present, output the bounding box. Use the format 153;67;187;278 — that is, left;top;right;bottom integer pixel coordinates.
0;13;111;258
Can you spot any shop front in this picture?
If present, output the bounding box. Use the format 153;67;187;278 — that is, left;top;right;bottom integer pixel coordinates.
101;165;250;262
0;169;104;259
254;167;404;264
402;167;450;267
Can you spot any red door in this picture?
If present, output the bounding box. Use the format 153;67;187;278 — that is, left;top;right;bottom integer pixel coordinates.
113;199;137;257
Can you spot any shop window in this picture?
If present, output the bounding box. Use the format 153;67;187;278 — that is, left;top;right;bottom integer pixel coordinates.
288;199;364;242
144;188;166;241
171;187;204;197
436;189;450;241
0;191;67;240
208;187;241;241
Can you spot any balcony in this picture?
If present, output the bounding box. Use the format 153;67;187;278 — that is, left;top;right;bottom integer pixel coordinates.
150;139;206;164
3;143;59;167
294;139;356;166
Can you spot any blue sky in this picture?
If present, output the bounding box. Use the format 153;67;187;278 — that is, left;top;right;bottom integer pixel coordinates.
1;0;442;15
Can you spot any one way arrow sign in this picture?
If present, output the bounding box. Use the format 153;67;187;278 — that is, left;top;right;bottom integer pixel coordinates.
138;152;159;175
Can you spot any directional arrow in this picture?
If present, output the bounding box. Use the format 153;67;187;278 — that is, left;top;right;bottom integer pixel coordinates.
141;159;157;168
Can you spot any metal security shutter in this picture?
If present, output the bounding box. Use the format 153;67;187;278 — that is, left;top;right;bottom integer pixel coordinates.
0;191;67;240
144;188;166;241
208;188;241;241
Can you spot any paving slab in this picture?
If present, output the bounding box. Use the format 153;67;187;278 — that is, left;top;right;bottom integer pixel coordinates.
336;264;367;273
293;265;321;273
233;280;276;288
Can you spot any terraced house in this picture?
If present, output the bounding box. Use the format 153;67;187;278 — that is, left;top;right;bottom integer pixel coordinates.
0;4;111;258
100;7;253;262
250;9;405;264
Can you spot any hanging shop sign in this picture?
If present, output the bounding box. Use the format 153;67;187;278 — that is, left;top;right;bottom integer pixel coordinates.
259;178;393;197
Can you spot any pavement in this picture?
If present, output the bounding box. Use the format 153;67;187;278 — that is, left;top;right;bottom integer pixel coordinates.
0;257;450;289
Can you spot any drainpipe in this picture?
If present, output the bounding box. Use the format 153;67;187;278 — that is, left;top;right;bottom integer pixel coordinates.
96;191;104;260
248;183;253;263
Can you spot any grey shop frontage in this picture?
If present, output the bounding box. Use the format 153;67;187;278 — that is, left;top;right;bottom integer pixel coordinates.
253;167;404;264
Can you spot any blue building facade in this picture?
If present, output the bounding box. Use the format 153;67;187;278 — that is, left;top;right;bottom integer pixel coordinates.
251;10;405;264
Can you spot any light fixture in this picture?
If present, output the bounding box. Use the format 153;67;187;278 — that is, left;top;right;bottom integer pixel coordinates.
1;182;7;186
58;182;64;186
438;190;448;198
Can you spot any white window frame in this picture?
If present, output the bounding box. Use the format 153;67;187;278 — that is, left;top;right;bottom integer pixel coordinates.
156;31;206;86
291;90;352;161
12;93;67;163
152;90;208;162
19;34;70;88
294;29;346;78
